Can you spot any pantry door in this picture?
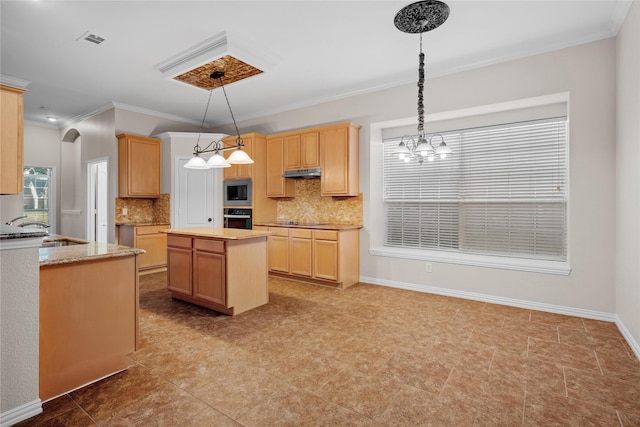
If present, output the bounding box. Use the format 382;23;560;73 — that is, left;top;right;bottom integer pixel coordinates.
174;157;222;229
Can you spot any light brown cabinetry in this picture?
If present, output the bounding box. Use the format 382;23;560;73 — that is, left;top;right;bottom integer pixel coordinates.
266;136;295;197
223;134;254;180
320;123;360;196
165;232;269;315
118;224;168;273
290;228;312;277
193;239;226;305
264;226;360;288
267;227;290;273
117;133;161;198
284;132;320;170
0;85;26;194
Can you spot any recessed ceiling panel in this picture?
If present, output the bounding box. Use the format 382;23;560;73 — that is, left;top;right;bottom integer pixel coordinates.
173;55;263;90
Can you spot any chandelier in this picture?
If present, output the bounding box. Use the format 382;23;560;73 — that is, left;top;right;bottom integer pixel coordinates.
393;0;451;164
184;71;254;169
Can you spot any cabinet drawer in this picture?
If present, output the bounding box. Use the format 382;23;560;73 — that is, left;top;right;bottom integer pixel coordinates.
136;225;167;235
290;228;312;239
314;230;338;241
194;238;225;254
167;235;192;249
269;227;290;237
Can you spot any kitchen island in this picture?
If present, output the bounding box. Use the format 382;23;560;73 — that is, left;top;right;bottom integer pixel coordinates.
39;239;143;402
162;227;272;315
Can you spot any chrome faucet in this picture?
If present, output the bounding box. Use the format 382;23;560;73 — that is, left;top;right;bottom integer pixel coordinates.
5;215;27;226
18;221;51;228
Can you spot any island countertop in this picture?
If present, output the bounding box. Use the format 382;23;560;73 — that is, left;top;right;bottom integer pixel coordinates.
161;227;273;240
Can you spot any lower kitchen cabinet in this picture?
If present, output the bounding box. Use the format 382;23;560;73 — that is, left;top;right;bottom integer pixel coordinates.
193;239;226;305
267;227;290;273
263;226;360;289
118;224;168;273
165;232;269;315
290;229;312;277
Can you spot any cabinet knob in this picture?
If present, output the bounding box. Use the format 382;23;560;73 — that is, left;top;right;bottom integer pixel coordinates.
208;218;212;222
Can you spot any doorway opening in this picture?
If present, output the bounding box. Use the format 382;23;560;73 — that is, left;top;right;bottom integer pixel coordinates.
87;158;108;242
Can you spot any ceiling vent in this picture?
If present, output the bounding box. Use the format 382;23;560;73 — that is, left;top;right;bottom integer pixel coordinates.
76;31;105;45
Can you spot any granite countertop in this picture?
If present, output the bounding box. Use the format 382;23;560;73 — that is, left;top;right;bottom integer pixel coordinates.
39;235;145;266
162;227;273;240
0;224;49;239
254;222;363;231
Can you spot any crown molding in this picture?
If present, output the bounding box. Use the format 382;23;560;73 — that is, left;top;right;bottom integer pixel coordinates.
0;74;30;89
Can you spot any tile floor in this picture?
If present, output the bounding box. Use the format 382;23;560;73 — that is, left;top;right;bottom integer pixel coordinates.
17;273;640;426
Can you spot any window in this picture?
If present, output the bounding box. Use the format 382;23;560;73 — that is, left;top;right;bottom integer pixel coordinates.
23;166;53;225
383;117;567;263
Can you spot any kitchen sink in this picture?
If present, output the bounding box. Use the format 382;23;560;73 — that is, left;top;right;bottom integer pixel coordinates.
40;239;89;248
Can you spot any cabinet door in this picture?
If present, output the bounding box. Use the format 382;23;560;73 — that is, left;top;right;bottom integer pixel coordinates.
0;85;25;195
313;239;339;281
300;132;320;169
193;249;226;306
268;235;290;273
136;233;167;270
284;135;301;170
224;135;254;180
167;246;193;296
320;125;359;196
118;134;161;198
266;137;295;197
290;236;312;277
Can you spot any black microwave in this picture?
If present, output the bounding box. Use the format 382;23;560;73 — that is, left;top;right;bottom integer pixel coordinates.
223;179;252;206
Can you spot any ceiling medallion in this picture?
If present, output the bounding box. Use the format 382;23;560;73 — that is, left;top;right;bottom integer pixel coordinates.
394;0;450;34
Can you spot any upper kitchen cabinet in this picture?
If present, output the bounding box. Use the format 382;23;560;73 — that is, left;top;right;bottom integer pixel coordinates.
117;133;161;198
320;122;360;196
223;133;255;180
284;131;319;170
266;135;295;197
0;85;26;194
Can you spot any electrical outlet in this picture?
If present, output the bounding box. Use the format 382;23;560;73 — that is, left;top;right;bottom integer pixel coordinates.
122;208;128;215
425;262;432;273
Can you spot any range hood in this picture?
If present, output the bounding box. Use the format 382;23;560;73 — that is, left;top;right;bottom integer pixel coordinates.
282;168;321;179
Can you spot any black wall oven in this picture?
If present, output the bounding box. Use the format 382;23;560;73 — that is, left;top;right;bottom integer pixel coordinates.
223;179;252;206
223;208;252;229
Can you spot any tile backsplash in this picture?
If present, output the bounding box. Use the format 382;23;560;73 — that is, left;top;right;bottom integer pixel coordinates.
276;179;362;225
115;193;170;225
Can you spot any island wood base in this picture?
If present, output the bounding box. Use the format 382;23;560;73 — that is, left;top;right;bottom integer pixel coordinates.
166;229;270;316
39;255;138;402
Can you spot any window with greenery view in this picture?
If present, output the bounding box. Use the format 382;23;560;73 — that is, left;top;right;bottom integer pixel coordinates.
23;166;52;224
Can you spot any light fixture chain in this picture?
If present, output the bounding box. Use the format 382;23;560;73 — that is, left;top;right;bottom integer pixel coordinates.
196;89;215;149
417;32;425;135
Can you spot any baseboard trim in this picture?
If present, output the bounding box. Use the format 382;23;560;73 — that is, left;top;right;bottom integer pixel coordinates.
615;316;640;361
359;276;616;321
0;399;42;427
359;276;640;361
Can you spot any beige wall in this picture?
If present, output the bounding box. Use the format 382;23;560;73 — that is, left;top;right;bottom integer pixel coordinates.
235;39;618;320
616;1;640;353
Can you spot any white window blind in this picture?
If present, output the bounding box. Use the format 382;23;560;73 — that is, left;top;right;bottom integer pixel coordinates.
383;118;567;261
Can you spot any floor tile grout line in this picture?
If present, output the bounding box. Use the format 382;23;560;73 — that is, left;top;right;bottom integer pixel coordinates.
561;366;569;398
593;350;605;376
521;387;527;426
616;409;624;427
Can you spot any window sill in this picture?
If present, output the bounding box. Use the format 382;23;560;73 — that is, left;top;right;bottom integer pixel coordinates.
369;246;571;275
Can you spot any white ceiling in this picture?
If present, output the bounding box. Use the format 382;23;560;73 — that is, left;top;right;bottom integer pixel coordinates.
0;0;632;129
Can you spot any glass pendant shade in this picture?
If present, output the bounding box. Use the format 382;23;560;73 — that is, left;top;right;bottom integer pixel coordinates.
393;141;411;160
206;152;231;168
436;141;452;159
184;155;209;169
227;149;254;164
